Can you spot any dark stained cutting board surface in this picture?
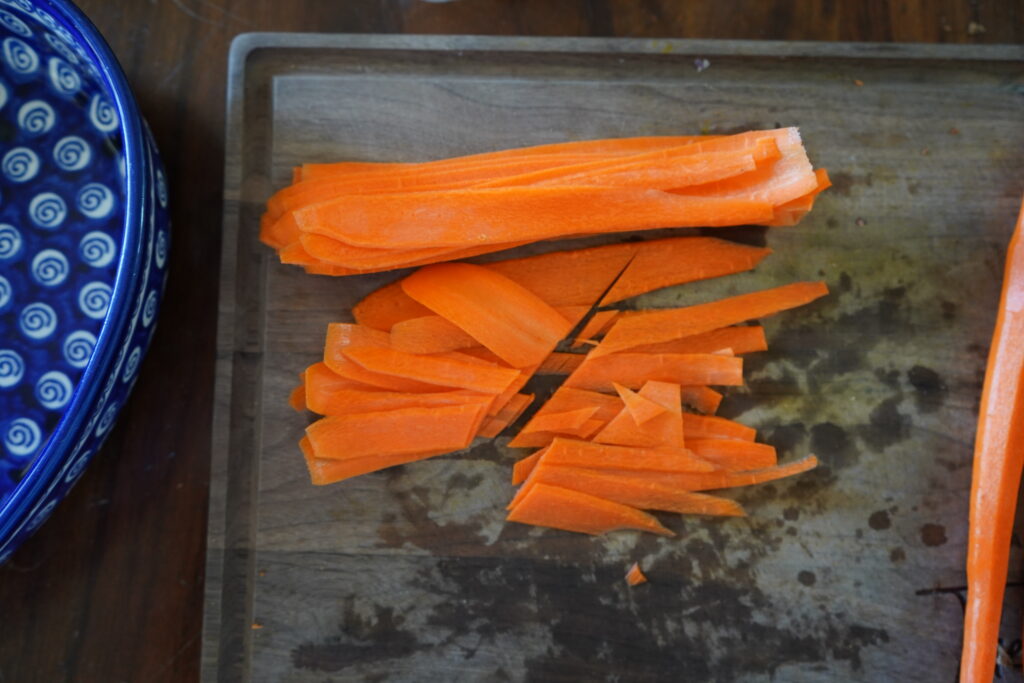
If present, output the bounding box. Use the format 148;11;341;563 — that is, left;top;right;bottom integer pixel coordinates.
206;34;1024;682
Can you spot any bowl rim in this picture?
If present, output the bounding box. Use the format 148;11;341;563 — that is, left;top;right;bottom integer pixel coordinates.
0;0;148;548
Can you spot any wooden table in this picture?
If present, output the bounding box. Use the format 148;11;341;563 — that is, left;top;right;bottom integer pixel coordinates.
0;2;1019;681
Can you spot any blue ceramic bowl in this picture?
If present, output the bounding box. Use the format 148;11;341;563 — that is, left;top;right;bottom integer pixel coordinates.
0;0;169;562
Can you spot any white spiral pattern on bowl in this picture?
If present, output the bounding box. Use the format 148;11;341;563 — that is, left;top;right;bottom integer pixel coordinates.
52;134;90;171
77;281;110;320
78;230;116;268
30;247;67;287
0;80;7;109
4;416;40;457
62;330;96;369
18;301;55;339
2;36;36;73
0;273;10;310
76;182;114;219
121;346;140;383
16;98;53;135
34;370;71;410
87;94;117;133
156;168;167;208
0;223;19;259
0;9;30;38
154;230;167;269
42;31;76;64
46;56;78;95
1;145;38;182
94;402;117;437
24;498;55;532
0;348;23;388
142;289;157;328
27;191;65;229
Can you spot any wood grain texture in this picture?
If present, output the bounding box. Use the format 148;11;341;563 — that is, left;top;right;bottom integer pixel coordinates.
0;2;1018;683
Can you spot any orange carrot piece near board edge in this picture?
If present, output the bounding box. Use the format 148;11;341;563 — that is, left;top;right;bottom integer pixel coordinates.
506;482;674;537
626;563;648;586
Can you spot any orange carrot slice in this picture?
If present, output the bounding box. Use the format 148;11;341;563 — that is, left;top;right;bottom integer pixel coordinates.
629;325;767;356
295;187;775;250
478;393;534;438
301;436;454;486
506;482;674;537
614;383;668;425
511;463;745;516
342;345;521;395
536;352;586;375
512;448;548;486
401;263;573;368
626;563;648;586
687;439;777;470
288;383;306;412
522;406;600;435
554;455;819;491
306;385;488;417
564;353;743;392
593;282;828;357
306;401;488;460
594;382;683;448
680;386;723;414
541;438;714;473
682;414;756;441
571;310;621;348
353;281;435;330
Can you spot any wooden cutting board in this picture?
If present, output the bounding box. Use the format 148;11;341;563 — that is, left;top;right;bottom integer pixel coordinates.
205;34;1024;682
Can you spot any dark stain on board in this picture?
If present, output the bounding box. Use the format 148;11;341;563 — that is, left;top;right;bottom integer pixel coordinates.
921;524;948;547
868;510;892;531
291;599;422;672
861;397;908;451
907;365;947;413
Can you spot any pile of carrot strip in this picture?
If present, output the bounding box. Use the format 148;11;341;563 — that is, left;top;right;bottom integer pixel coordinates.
260;128;831;275
292;234;826;537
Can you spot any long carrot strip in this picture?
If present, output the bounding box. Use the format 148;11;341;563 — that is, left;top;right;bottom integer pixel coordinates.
522;406;600;435
629;325;767;356
682;414;756;441
593;282;828;357
295;187;775;250
513;463;746;516
306;401;488;460
301;437;453;486
342;345;521;395
563;353;743;392
401;263;573;368
960;195;1024;683
687;439;777;470
541;438;715;473
506;483;674;537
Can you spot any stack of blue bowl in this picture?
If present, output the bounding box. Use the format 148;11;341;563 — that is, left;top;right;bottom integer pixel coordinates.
0;0;169;562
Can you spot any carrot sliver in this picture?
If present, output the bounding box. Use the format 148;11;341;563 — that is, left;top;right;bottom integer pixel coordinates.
594;382;683;448
564;353;743;392
296;186;775;250
506;482;674;537
680;386;723;414
511;449;547;486
402;263;573;368
516;463;746;516
478;393;534;438
301;437;454;485
507;418;608;450
325;353;449;393
537;352;586;375
630;326;767;356
571;310;621;348
353;281;436;331
307;385;488;416
390;315;480;354
541;438;715;473
288;383;306;412
682;414;756;441
306;401;488;460
548;455;819;491
613;383;668;425
522;406;600;435
593;282;829;357
626;563;648;586
342;345;521;395
687;439;777;470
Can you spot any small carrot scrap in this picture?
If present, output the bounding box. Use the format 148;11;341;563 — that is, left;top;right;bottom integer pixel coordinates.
288;383;306;412
680;386;724;414
522;406;600;435
506;483;674;537
626;563;648;586
614;383;668;425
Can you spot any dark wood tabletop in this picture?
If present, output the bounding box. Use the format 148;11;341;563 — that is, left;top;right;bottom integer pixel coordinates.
0;2;1020;681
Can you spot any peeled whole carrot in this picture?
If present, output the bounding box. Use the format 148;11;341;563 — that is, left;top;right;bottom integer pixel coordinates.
402;263;574;368
961;194;1024;683
506;482;674;537
306;401;488;460
593;282;829;357
564;353;743;392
